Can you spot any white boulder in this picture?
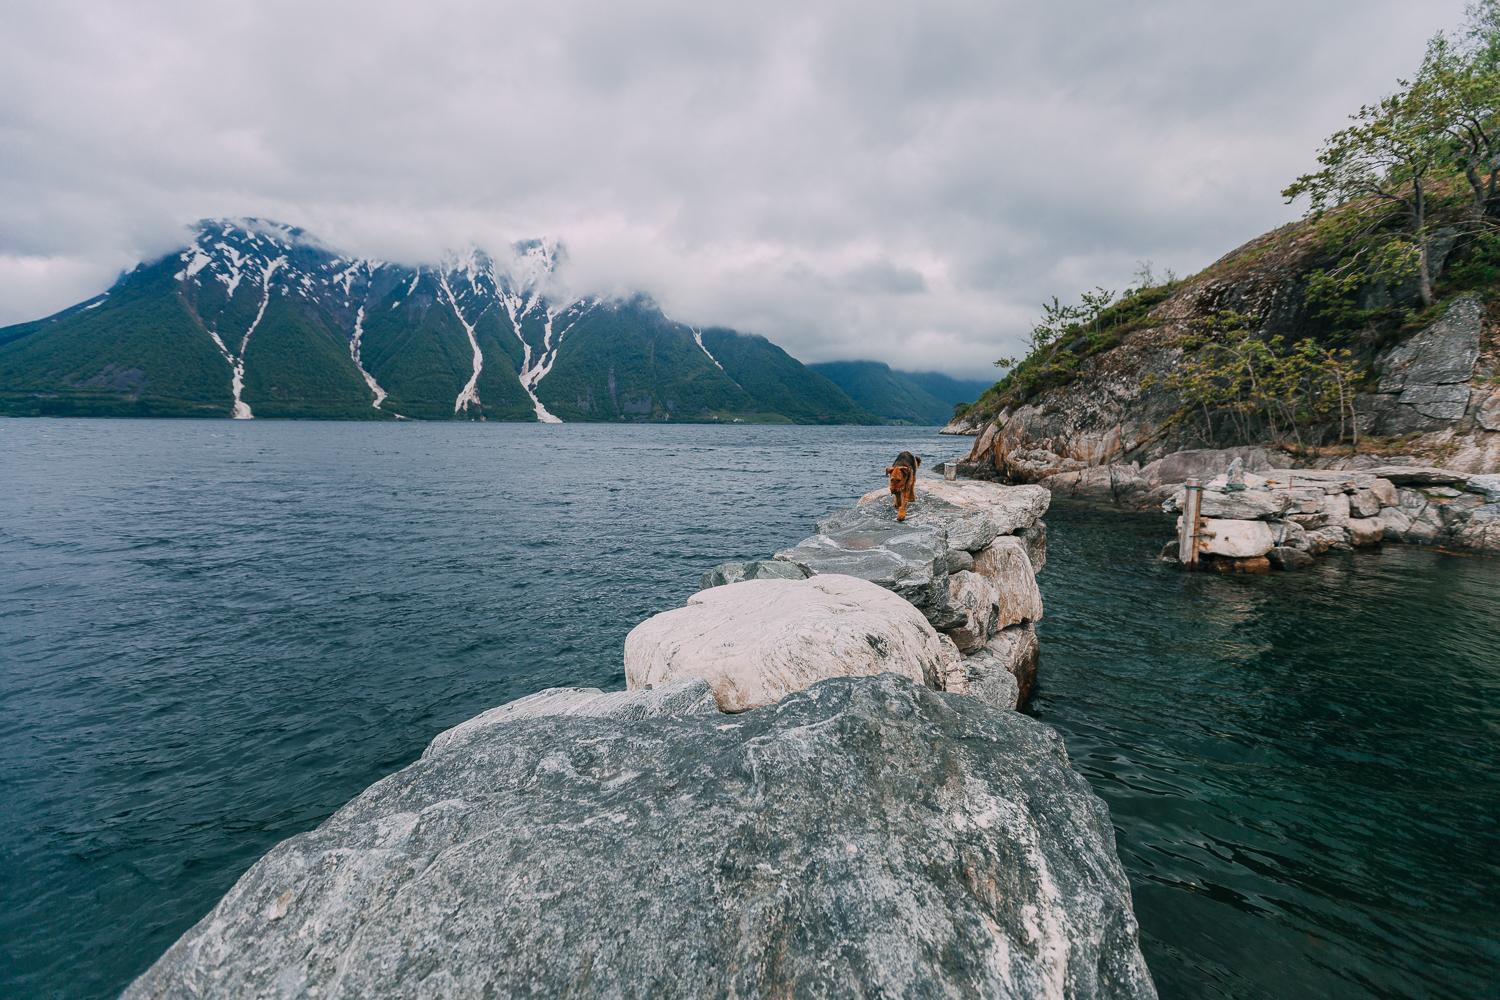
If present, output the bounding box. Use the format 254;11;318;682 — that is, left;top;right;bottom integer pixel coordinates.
972;536;1044;627
624;574;960;712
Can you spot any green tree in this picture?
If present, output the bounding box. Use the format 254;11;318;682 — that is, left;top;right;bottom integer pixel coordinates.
1283;77;1450;306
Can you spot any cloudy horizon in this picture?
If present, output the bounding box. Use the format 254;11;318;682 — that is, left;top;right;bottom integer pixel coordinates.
0;0;1468;377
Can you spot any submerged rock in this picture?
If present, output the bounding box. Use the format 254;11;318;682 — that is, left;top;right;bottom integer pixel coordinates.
624;574;959;712
126;675;1155;1000
1267;546;1315;570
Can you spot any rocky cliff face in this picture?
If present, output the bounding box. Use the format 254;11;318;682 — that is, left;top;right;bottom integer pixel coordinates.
953;221;1500;479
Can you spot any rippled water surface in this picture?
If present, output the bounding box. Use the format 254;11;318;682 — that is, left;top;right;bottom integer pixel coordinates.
1;420;1496;999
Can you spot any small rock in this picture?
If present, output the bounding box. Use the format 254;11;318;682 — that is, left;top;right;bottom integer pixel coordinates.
1465;474;1500;503
1348;517;1383;547
1306;525;1352;553
1350;489;1382;518
1210;555;1272;574
1267;547;1315;570
964;625;1040;709
1370;478;1399;507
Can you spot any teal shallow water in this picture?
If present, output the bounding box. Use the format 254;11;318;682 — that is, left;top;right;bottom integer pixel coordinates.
0;420;1496;998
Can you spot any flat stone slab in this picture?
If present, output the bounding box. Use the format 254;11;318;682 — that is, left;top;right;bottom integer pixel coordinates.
855;480;1051;549
125;675;1156;1000
624;574;959;712
774;513;958;627
1366;466;1472;487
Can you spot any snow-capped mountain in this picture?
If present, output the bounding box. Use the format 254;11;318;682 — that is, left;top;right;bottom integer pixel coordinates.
0;220;873;424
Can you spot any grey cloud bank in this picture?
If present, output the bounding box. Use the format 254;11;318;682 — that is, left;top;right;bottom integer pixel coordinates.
0;0;1467;376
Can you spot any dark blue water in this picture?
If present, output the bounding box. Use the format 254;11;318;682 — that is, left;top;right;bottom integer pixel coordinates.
1;421;1496;999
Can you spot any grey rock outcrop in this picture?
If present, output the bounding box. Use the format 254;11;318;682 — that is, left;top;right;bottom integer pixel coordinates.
775;512;960;628
127;675;1157;1000
699;559;809;589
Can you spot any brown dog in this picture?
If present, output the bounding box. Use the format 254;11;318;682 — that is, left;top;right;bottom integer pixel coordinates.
885;451;920;521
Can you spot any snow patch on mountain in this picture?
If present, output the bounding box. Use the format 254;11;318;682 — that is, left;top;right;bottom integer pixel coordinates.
437;270;484;416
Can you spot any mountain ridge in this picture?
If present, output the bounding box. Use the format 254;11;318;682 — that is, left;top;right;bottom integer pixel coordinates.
0;219;876;424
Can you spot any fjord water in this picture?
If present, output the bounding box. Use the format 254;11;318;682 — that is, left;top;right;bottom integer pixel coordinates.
0;422;1494;999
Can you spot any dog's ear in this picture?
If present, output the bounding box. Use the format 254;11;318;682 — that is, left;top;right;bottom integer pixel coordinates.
914;456;922;469
885;467;896;476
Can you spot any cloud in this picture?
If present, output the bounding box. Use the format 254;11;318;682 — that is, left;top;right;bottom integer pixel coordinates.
0;0;1469;376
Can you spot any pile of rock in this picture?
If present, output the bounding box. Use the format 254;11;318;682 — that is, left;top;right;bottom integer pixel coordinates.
671;479;1050;711
1162;464;1500;570
127;480;1158;999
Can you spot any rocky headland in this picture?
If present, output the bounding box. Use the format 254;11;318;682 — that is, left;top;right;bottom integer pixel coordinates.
947;248;1500;554
126;480;1158;998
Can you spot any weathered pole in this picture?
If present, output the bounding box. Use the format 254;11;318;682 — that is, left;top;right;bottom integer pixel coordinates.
1179;477;1203;569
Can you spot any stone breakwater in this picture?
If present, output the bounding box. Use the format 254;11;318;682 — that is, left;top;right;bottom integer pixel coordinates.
127;481;1157;999
961;442;1500;556
664;478;1051;712
1159;464;1500;571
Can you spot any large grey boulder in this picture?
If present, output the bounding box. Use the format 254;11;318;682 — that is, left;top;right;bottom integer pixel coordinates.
126;675;1156;1000
624;574;959;712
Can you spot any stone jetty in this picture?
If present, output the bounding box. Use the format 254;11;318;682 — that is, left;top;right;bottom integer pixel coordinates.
668;478;1050;712
1162;463;1500;571
127;480;1157;999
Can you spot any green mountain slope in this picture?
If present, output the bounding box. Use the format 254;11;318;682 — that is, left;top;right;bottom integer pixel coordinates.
900;371;992;409
0;220;889;424
699;329;873;424
808;362;988;424
808;361;955;424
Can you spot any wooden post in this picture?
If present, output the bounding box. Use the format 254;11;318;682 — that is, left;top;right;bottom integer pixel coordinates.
1179;477;1203;568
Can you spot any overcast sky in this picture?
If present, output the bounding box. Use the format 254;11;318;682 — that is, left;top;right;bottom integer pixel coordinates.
0;0;1469;376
